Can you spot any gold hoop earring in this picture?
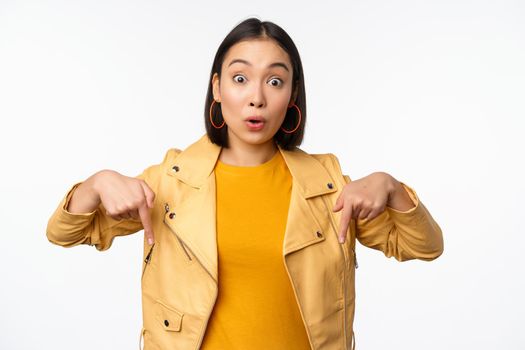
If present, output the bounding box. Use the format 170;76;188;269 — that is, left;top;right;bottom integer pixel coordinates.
210;100;225;129
281;103;302;134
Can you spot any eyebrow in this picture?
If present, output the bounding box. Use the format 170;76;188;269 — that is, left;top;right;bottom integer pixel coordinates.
227;58;290;72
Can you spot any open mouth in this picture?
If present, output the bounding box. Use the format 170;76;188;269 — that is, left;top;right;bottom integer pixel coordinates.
247;119;263;125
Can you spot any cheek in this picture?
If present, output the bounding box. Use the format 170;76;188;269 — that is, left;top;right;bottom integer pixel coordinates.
271;93;292;118
221;81;243;103
220;87;244;118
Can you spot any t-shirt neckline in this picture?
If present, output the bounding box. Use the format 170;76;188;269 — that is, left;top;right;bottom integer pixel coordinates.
215;150;282;174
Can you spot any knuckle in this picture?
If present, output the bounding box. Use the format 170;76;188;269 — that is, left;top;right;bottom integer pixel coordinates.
135;180;146;191
106;208;118;216
132;197;145;208
115;204;127;213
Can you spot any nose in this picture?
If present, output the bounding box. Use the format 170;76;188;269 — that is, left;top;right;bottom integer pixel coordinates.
249;85;265;108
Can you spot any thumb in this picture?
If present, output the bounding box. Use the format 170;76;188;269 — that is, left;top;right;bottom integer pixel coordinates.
333;195;344;212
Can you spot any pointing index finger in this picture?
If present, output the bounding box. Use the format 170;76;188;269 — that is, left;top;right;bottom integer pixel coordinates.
338;202;352;244
139;180;156;209
138;203;154;245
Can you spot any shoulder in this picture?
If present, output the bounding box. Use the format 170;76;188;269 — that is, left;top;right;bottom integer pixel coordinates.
136;147;183;182
160;147;183;164
305;151;345;175
146;147;184;171
294;148;348;183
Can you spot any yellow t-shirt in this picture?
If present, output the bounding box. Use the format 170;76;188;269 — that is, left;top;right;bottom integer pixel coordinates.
200;149;311;350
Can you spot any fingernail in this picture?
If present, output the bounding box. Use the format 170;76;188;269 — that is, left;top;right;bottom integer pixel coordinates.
148;238;154;245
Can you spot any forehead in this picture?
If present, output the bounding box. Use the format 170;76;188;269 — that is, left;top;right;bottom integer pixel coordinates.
223;38;291;69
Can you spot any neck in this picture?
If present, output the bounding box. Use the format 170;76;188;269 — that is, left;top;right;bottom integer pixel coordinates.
218;134;278;167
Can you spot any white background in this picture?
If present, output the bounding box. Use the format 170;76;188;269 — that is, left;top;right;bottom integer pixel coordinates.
1;0;523;349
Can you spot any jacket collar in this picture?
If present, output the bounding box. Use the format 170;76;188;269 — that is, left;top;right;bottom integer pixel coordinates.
165;133;338;198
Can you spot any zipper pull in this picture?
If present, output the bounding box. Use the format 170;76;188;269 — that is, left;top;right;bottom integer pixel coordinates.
144;244;155;264
353;246;358;269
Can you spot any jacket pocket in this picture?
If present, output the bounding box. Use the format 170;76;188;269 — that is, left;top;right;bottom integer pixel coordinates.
154;299;184;332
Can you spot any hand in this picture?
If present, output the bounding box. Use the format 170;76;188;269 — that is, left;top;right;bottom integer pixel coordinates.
332;172;394;244
92;170;156;245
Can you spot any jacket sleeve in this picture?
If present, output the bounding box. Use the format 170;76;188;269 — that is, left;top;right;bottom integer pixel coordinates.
343;174;444;262
45;151;170;252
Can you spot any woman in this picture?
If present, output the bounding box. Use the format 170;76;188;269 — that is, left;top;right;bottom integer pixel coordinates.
46;17;444;350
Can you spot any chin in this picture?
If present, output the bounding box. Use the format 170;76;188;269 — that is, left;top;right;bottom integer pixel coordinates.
232;129;274;145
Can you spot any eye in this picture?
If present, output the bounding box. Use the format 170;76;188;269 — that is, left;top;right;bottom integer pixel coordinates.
233;74;246;83
269;78;283;87
232;74;283;87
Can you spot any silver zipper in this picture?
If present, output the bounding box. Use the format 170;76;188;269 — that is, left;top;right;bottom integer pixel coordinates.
321;195;348;349
140;245;155;349
142;243;155;280
163;204;192;261
176;235;193;261
161;217;219;349
353;246;359;269
162;217;193;261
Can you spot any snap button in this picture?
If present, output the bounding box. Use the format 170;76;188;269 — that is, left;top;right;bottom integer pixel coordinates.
164;203;169;212
169;212;175;219
316;231;323;238
164;319;169;327
172;165;179;172
327;183;333;189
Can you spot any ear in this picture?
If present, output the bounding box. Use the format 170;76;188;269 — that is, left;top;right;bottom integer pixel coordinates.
288;85;298;107
212;73;221;102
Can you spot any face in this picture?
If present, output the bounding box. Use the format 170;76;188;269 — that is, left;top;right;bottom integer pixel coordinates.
212;38;297;148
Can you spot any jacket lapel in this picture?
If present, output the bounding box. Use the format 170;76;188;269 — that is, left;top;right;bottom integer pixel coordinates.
164;134;339;282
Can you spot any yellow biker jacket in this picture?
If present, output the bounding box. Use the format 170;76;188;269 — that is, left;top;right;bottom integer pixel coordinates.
46;133;444;349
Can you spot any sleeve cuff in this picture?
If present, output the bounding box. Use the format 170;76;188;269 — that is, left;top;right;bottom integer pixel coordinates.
387;182;419;214
46;181;100;246
60;182;98;218
386;182;428;225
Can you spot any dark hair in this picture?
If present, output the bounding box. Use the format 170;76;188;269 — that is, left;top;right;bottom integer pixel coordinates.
204;17;306;150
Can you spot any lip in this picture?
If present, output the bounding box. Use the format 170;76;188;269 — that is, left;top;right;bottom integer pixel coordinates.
244;116;266;122
244;116;266;131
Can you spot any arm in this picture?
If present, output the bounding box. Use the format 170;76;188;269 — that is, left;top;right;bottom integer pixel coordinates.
343;174;444;262
45;148;178;251
46;167;153;251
